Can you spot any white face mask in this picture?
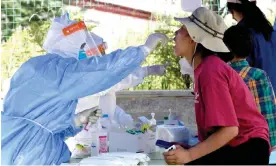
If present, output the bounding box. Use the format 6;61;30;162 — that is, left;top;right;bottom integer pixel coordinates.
179;58;194;82
179;43;197;82
179;58;193;75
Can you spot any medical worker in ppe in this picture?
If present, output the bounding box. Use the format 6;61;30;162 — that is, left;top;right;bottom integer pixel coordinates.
66;32;169;158
1;13;168;165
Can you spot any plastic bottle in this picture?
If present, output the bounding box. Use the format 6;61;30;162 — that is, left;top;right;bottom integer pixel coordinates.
168;109;173;121
90;141;98;156
90;120;109;156
164;109;178;126
97;120;108;154
149;112;156;126
90;123;99;156
149;112;157;132
101;114;111;130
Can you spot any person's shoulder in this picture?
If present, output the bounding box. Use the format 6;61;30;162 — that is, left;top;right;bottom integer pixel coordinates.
201;56;231;73
247;67;269;81
250;29;276;42
199;55;234;80
26;53;57;62
29;53;77;64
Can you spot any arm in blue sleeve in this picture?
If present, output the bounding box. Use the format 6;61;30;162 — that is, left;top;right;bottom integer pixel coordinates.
61;125;82;138
89;65;151;95
107;66;146;93
58;46;147;100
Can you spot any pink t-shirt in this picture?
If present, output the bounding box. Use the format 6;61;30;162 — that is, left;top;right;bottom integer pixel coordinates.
194;55;269;147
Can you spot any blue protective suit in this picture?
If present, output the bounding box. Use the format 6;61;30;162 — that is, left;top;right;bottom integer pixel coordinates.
1;46;146;165
238;20;276;92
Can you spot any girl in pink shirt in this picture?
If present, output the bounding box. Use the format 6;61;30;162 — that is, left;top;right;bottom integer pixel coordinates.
163;7;270;165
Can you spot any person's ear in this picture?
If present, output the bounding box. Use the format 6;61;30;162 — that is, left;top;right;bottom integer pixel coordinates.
189;38;195;44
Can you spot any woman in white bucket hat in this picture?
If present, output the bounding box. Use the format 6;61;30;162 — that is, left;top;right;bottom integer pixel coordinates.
163;7;270;165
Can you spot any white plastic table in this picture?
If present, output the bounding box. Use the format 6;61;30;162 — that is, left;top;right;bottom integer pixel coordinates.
65;151;276;165
62;158;166;165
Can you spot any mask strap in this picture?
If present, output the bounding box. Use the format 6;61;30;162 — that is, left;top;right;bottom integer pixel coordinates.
191;43;198;69
191;43;198;90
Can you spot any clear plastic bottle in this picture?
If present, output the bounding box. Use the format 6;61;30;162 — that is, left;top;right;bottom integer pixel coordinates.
90;120;109;156
100;114;111;130
149;112;156;126
97;119;108;154
149;112;157;132
90;141;98;156
168;109;173;120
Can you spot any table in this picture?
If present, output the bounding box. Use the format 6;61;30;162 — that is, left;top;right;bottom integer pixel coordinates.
63;151;276;165
62;158;166;165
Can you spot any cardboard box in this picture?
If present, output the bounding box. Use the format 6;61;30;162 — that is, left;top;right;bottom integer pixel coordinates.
109;131;156;154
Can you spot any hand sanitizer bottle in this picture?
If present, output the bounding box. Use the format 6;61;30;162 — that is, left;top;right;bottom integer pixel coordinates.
168;109;173;120
149;112;157;132
150;112;156;126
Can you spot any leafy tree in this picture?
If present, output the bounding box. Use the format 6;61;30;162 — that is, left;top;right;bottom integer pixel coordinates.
1;0;63;41
1;27;42;80
130;14;193;90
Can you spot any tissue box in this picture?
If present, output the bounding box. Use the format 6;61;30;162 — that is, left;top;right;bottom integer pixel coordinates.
109;131;156;154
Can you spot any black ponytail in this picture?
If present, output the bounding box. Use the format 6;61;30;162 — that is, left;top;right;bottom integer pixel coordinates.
227;0;273;41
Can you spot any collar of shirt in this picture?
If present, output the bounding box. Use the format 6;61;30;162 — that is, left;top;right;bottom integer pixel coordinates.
238;19;245;26
230;60;249;69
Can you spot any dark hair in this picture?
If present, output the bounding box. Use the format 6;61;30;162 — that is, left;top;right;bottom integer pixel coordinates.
195;44;234;63
223;25;253;59
227;0;273;41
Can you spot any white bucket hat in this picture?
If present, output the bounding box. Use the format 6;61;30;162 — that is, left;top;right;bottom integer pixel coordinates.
174;7;229;53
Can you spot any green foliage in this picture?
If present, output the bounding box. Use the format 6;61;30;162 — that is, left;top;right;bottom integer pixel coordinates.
1;0;63;41
130;14;193;90
132;30;185;90
1;27;42;79
28;20;51;48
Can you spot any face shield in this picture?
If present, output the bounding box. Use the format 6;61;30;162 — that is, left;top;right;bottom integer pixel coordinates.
43;13;107;59
62;21;105;58
84;32;108;57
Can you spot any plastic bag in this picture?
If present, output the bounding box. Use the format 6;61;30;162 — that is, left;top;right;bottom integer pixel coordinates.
80;156;139;165
99;152;150;163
